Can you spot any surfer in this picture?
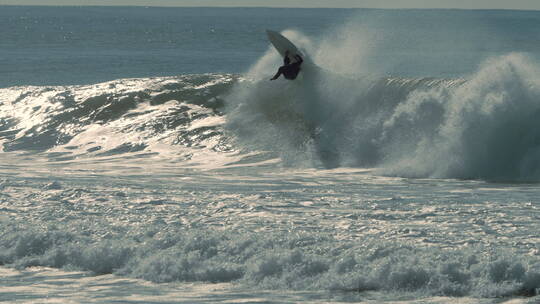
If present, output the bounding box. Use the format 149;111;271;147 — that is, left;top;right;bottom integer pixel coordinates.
270;51;303;80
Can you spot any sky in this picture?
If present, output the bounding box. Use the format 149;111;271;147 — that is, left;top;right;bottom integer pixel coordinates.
1;0;540;10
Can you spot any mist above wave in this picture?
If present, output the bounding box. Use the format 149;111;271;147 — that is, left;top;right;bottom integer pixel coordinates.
225;24;540;181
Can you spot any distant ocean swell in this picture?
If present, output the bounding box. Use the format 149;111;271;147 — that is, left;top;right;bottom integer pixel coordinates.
1;53;540;180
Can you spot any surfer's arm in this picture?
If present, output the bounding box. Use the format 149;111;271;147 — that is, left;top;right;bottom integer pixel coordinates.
284;50;291;65
295;55;303;64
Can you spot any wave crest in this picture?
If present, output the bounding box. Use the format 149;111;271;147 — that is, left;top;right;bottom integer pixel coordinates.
0;74;234;162
226;46;540;181
3;50;540;180
381;53;540;181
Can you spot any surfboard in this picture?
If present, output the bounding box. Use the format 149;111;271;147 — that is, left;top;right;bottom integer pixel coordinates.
266;30;303;63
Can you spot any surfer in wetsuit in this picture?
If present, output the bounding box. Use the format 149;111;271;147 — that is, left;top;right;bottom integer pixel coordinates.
270;51;303;80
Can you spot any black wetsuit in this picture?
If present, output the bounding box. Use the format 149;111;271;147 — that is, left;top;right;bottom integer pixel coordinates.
271;54;303;80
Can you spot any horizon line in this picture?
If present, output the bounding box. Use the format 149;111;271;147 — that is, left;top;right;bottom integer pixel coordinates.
1;4;540;11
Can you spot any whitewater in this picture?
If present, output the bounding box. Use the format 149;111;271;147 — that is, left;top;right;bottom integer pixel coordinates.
1;6;540;304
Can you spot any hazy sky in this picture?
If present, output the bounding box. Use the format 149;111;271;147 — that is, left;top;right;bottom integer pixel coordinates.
1;0;540;10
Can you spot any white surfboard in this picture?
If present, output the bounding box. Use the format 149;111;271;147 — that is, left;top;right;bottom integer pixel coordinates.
266;30;303;63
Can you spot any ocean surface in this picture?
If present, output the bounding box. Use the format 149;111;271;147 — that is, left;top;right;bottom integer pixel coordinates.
1;5;540;303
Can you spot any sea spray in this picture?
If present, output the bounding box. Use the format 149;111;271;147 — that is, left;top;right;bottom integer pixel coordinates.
225;29;371;168
226;29;540;181
2;49;540;181
380;53;540;181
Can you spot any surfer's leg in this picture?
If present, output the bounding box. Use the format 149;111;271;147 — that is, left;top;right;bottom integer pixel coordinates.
270;71;281;80
270;67;285;80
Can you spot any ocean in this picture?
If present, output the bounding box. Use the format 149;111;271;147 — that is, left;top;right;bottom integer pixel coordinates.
1;5;540;303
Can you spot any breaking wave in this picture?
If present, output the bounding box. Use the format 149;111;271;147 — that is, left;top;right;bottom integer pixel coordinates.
2;38;540;181
1;224;539;298
226;31;540;181
0;74;235;164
